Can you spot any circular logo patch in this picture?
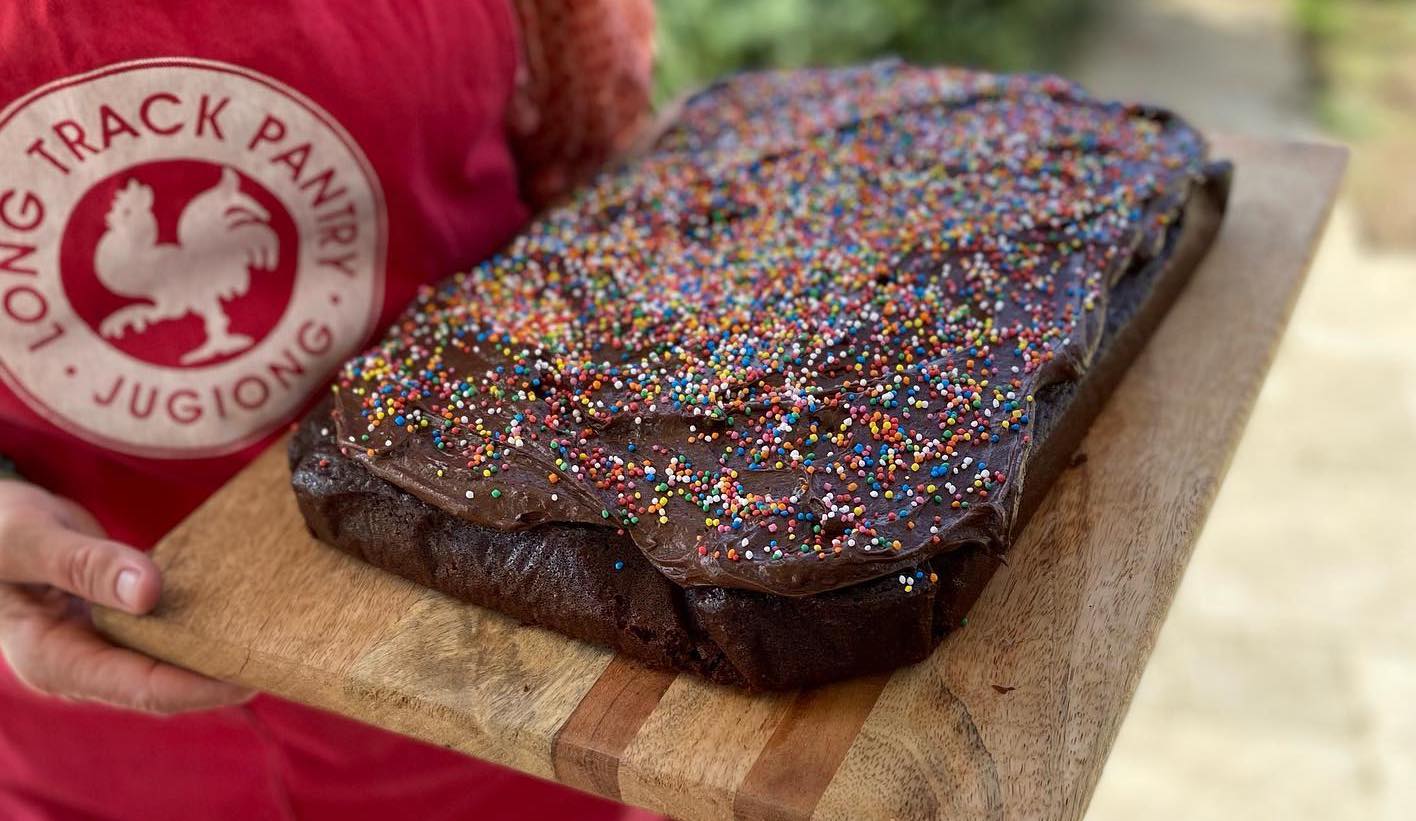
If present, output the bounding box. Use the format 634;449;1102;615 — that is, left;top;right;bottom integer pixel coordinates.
0;58;386;457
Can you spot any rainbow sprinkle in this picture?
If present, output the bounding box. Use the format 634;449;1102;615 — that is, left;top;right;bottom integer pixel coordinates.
331;63;1206;595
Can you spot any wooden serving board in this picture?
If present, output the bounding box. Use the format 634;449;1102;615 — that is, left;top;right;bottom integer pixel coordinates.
95;136;1345;821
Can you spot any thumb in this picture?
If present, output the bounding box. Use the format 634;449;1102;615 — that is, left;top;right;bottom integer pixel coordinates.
0;517;161;615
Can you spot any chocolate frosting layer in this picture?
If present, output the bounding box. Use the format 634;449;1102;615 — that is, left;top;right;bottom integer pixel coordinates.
329;63;1211;596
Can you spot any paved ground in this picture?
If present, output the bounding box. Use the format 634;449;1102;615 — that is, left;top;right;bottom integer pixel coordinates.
1066;1;1416;819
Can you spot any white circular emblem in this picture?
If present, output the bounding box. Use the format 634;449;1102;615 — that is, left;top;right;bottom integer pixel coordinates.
0;58;386;458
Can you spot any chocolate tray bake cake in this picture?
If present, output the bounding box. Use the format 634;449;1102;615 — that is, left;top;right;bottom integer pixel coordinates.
291;63;1231;690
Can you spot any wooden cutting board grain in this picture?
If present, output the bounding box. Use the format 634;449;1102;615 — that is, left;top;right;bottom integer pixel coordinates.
95;135;1346;821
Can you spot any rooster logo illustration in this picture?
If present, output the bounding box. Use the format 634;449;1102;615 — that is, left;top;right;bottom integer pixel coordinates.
95;166;280;366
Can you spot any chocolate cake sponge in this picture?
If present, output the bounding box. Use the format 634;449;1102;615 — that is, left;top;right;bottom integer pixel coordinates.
287;67;1229;690
289;185;1230;692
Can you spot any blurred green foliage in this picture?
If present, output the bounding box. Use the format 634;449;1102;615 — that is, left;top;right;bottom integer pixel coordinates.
1290;0;1416;136
654;0;1100;102
1293;0;1346;40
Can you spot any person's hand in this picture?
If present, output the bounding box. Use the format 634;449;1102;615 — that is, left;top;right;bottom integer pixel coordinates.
0;480;250;714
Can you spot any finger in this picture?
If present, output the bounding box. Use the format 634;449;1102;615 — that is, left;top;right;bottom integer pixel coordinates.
48;495;107;539
0;588;252;714
0;517;160;615
47;618;252;714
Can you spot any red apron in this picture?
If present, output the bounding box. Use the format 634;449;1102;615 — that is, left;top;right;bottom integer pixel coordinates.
0;1;651;818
